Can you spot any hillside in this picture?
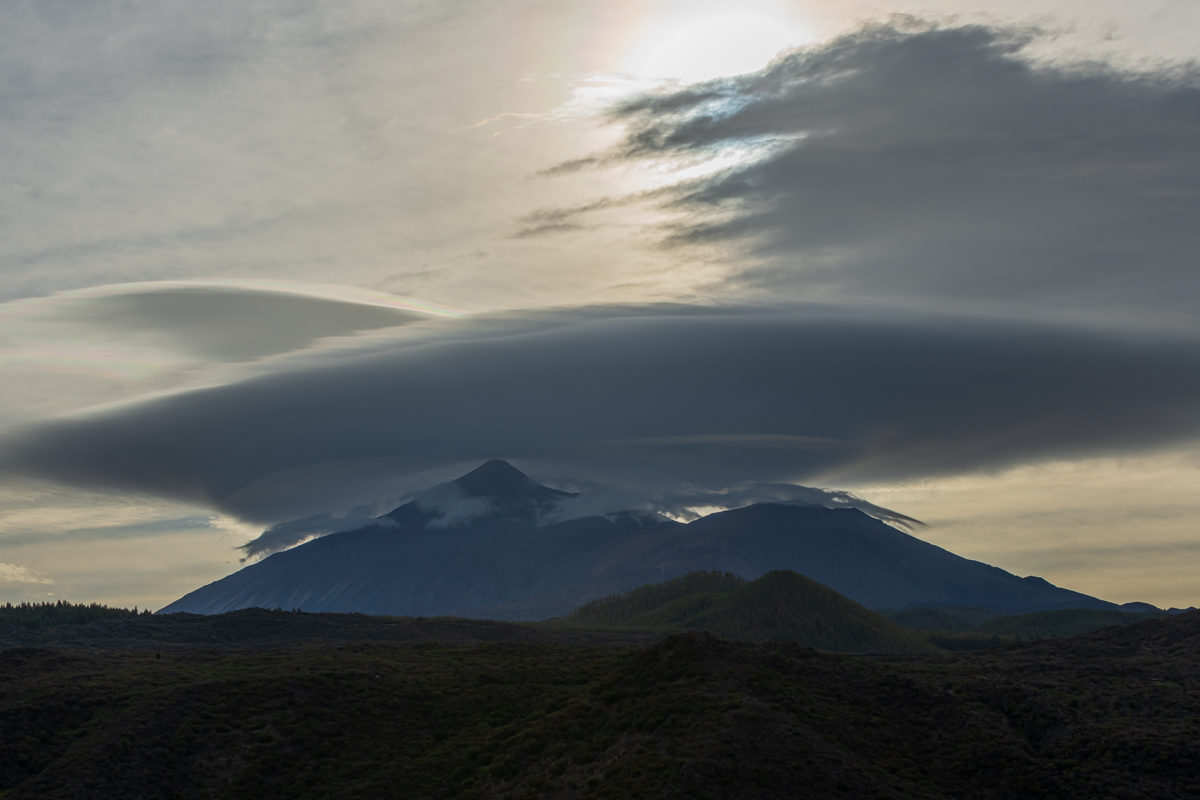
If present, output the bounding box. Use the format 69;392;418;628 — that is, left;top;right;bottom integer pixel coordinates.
555;570;938;654
882;605;1000;631
160;461;1117;619
1;610;1198;798
559;571;746;629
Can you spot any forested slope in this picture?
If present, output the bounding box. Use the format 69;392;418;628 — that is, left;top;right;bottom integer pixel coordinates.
3;612;1200;799
552;570;939;655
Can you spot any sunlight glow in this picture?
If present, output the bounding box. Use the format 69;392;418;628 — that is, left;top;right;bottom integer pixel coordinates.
626;10;811;83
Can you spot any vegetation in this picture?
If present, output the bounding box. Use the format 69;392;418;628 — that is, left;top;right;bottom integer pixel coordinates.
2;581;1190;799
562;571;746;629
2;610;1199;799
976;608;1168;639
0;601;147;630
884;605;1169;642
881;605;999;631
550;570;940;655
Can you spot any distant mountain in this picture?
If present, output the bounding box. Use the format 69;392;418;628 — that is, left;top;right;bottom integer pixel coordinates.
552;570;939;654
160;460;1117;618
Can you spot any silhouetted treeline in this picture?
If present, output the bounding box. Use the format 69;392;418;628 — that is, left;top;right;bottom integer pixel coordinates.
0;600;148;630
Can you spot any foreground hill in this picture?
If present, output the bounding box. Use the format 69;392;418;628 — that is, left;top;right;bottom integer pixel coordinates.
2;610;1198;798
161;461;1115;619
554;570;938;654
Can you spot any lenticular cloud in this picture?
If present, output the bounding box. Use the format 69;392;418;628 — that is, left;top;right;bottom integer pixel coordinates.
2;303;1198;524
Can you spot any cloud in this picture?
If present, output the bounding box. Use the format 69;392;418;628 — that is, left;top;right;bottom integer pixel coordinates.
234;480;499;559
1;303;1198;524
53;282;462;362
0;0;710;315
0;281;458;428
0;562;54;585
0;280;454;361
544;479;922;527
237;507;393;562
415;483;498;529
572;20;1200;316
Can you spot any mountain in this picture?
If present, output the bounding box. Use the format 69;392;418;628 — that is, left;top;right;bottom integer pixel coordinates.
552;570;940;654
160;460;1116;618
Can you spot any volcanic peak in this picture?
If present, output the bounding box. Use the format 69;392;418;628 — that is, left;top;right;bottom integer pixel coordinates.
386;460;577;527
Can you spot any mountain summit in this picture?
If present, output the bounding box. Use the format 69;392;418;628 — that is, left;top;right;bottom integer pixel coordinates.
160;461;1117;618
451;459;577;520
455;459;561;498
384;460;577;527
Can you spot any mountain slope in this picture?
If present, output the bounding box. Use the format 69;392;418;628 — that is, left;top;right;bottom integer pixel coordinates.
160;461;1115;618
883;606;996;631
654;502;1114;612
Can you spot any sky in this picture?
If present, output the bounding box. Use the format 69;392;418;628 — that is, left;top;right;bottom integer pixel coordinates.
0;0;1198;610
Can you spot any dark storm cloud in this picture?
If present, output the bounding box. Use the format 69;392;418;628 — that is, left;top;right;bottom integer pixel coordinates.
576;21;1200;313
1;305;1198;523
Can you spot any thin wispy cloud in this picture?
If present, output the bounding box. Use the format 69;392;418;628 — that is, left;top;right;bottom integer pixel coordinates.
0;562;54;585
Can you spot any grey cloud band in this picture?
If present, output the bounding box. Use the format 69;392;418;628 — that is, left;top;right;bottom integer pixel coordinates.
2;305;1197;522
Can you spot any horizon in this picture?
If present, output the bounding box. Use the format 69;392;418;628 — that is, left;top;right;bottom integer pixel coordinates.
1;0;1198;611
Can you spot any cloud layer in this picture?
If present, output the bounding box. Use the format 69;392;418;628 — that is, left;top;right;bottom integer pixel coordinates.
552;21;1200;316
2;304;1198;524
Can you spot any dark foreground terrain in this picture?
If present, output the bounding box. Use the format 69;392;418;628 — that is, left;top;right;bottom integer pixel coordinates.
2;609;1199;799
